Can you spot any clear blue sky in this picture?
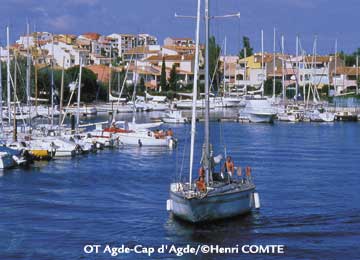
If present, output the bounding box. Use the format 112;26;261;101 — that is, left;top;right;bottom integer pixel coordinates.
0;0;359;55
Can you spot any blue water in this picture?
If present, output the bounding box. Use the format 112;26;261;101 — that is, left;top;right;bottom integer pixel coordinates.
1;112;360;260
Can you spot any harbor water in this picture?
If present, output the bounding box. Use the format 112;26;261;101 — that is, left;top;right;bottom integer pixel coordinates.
0;111;359;259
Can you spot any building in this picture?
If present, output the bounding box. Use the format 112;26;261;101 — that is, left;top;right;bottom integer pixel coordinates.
333;67;360;94
123;45;161;63
164;37;194;47
43;41;90;68
108;33;157;58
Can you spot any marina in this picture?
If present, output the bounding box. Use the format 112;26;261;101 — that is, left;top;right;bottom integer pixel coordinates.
0;0;360;258
0;113;359;259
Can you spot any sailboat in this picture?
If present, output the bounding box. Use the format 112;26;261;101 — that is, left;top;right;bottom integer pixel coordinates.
167;0;260;223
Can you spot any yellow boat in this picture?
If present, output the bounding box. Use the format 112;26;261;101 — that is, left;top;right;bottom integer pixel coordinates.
29;149;54;160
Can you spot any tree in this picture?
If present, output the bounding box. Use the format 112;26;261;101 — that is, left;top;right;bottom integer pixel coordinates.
264;78;282;96
339;49;360;66
138;76;145;93
239;36;253;59
66;66;98;102
169;64;178;92
160;57;167;92
209;36;221;92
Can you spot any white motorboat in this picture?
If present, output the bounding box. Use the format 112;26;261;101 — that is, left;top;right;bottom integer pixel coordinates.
309;109;335;122
114;121;163;131
83;130;118;148
277;105;304;122
239;98;277;123
175;98;216;110
64;105;97;117
104;123;176;148
32;137;78;157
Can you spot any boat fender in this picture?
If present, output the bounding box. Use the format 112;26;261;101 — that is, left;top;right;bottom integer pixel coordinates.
253;192;261;209
166;199;173;211
168;139;174;148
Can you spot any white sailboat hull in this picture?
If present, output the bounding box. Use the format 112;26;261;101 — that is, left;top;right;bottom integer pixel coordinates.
248;113;275;123
116;133;173;147
169;185;255;223
162;117;187;124
0;152;15;169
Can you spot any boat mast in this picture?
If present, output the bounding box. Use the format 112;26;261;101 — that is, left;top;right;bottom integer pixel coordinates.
204;0;211;184
13;51;17;142
109;45;112;103
7;26;11;125
59;56;65;131
189;0;202;187
51;35;55;127
223;36;227;96
334;39;338;95
35;31;38;115
281;34;285;103
0;48;3;133
261;29;264;97
272;27;276;99
76;58;83;132
131;36;138;124
356;55;359;95
295;34;299;99
26;22;31;125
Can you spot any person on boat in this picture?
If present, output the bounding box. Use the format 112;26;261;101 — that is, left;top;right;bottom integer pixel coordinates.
245;166;252;183
223;156;234;175
198;166;205;178
154;129;159;139
166;128;174;137
196;175;206;192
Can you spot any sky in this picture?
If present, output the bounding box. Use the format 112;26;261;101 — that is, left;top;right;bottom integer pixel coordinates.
0;0;359;55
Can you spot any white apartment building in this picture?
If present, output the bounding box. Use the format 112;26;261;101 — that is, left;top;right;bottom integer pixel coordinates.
43;41;89;69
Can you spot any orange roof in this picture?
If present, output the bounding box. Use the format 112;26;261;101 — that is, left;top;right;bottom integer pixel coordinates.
127;64;161;76
86;65;111;83
82;32;101;41
145;54;194;62
303;56;331;63
124;46;159;55
335;66;360;75
171;37;193;41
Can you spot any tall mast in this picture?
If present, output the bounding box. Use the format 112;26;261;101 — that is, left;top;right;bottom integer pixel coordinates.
0;48;3;133
356;55;359;95
51;35;55;127
59;56;65;130
131;36;138;124
223;36;227;96
272;27;276;98
35;32;38;115
281;34;285;102
13;51;17;141
76;58;83;131
295;34;299;99
334;39;338;95
244;46;247;95
109;45;112;103
204;0;211;184
189;0;202;187
6;26;11;125
261;29;264;97
26;22;31;117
